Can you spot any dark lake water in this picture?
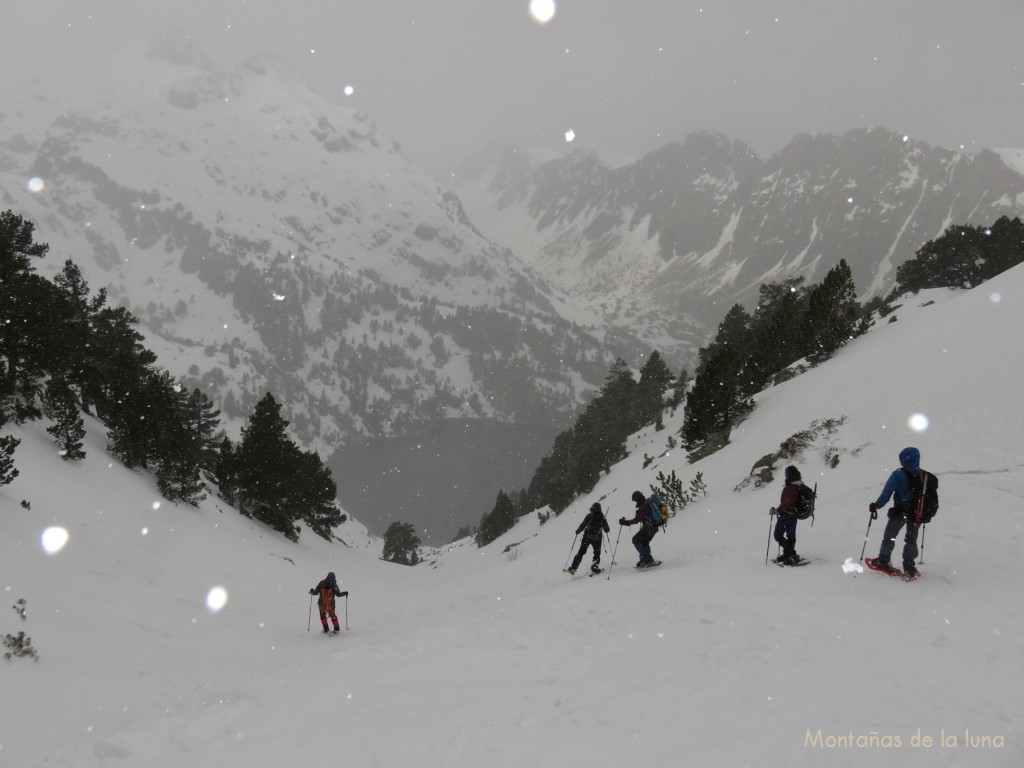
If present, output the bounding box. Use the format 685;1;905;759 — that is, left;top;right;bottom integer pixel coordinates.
328;420;562;545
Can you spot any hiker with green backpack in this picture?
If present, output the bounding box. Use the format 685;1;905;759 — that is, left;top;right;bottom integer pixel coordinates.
619;490;663;568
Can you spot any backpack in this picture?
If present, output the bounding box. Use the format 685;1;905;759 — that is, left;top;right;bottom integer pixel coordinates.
902;468;939;523
584;511;606;537
646;492;670;528
794;483;816;521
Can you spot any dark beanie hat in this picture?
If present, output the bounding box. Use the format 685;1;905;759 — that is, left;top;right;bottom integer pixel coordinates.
631;490;646;504
590;502;602;514
784;465;801;481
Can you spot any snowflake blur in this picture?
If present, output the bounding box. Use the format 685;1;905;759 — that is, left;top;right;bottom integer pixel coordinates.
26;177;45;193
908;413;929;432
564;129;575;143
529;0;556;25
841;557;864;575
206;587;228;613
41;526;69;554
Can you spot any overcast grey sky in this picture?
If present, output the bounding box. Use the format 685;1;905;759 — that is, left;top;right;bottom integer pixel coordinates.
7;1;1024;177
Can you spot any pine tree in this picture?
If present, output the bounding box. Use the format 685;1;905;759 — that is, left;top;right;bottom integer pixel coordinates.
681;343;752;452
233;393;304;540
42;376;86;460
290;449;343;540
49;260;106;415
88;305;156;423
382;521;422;565
0;211;48;404
667;367;690;409
213;436;239;502
477;490;518;547
803;259;858;363
181;387;222;471
0;408;19;485
743;279;809;392
635;351;675;428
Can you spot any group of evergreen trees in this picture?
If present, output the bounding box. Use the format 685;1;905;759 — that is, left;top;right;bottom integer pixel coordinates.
474;351;683;546
895;216;1024;293
682;259;861;454
0;210;342;541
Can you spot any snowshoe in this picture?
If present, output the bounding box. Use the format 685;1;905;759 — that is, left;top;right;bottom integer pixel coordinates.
636;559;662;569
865;558;904;578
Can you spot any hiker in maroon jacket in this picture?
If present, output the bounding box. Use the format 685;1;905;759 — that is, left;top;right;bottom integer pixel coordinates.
771;465;804;564
309;572;347;634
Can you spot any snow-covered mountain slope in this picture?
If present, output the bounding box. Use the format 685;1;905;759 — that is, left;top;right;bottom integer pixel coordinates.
0;48;641;453
456;130;1024;361
3;262;1022;766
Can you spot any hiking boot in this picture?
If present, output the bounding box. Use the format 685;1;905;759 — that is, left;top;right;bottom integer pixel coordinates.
873;558;897;573
566;567;577;575
322;627;330;634
590;564;601;574
333;628;341;634
903;565;919;579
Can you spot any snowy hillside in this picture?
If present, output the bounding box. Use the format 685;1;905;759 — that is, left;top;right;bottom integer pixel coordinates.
0;49;639;456
3;263;1023;766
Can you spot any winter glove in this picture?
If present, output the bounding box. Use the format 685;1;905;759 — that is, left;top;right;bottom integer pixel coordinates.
869;502;880;520
340;591;349;597
769;506;777;516
309;589;316;595
618;517;629;526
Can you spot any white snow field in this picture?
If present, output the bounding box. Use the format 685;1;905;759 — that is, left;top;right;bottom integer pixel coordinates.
3;265;1023;767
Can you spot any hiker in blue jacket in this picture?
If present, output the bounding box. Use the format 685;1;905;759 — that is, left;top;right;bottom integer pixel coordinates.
619;490;658;568
868;447;923;578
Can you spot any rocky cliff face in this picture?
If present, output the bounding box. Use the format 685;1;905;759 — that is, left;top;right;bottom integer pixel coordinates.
457;129;1024;360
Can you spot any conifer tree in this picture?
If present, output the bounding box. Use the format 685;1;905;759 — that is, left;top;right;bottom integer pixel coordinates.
382;521;422;565
181;387;222;471
234;393;299;539
290;448;343;540
213;436;239;502
50;260;106;414
803;258;858;363
0;211;48;403
477;490;518;547
0;408;19;485
42;376;86;460
681;343;752;452
635;350;675;428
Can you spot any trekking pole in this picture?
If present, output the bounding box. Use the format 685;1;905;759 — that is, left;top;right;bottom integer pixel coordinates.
564;533;579;570
606;525;623;580
765;509;775;565
859;509;876;562
307;593;313;632
919;525;926;564
344;593;349;630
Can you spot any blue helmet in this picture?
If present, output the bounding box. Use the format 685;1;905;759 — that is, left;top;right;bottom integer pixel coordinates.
899;447;921;472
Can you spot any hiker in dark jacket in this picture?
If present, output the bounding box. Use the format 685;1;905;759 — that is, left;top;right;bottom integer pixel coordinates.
869;447;925;578
568;502;610;574
619;490;658;567
309;571;347;634
771;465;804;564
